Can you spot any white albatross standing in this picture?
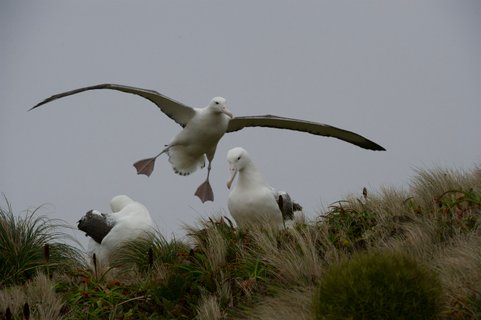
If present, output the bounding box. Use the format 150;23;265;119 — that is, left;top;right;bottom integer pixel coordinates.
226;147;304;228
30;83;386;203
80;195;155;268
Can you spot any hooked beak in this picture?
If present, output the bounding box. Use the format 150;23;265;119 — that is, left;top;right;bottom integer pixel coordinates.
226;164;237;189
222;106;233;119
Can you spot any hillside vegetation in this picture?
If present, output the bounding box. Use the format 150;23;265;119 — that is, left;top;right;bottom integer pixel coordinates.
1;164;481;319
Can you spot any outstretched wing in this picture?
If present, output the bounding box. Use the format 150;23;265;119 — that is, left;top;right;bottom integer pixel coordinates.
30;83;196;127
227;115;385;151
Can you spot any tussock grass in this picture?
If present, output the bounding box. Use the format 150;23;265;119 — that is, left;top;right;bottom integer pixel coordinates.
2;164;481;319
411;167;481;210
0;273;64;320
248;224;327;286
0;198;84;288
196;294;225;320
192;221;229;272
431;234;481;319
109;230;189;273
235;286;315;320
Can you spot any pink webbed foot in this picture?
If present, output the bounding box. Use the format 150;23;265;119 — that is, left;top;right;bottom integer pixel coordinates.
195;180;214;203
133;158;156;176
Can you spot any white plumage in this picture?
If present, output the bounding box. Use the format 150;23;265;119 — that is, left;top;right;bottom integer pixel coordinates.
163;97;231;174
226;147;304;228
85;195;154;268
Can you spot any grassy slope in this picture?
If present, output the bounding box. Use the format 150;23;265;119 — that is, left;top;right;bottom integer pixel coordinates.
1;164;480;319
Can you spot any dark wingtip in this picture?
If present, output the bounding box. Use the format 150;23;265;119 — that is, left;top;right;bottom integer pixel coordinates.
373;145;386;151
27;83;116;112
28;103;42;111
365;141;386;151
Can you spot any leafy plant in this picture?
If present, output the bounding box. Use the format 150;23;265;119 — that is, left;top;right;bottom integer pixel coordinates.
323;201;377;251
58;269;148;319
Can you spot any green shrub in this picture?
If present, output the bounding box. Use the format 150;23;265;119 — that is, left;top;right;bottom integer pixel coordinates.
314;250;442;320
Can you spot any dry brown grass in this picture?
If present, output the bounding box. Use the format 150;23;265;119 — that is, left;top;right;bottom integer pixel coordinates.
196;294;226;320
411;166;481;210
195;222;229;272
431;234;481;318
382;225;481;318
0;273;64;319
233;286;315;320
248;225;329;286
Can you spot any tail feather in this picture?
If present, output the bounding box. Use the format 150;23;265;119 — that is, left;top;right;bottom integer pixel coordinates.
167;146;206;176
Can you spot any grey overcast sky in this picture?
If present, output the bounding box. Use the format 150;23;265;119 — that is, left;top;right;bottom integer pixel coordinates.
1;1;480;249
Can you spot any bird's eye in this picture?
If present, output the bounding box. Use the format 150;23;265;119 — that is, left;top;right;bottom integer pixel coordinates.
237;156;241;160
215;101;219;105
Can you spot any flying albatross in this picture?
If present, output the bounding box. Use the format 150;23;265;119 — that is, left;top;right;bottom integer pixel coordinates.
227;147;305;228
30;83;386;203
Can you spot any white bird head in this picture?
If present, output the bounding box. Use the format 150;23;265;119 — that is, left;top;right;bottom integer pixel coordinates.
209;97;233;118
226;147;251;189
110;195;133;212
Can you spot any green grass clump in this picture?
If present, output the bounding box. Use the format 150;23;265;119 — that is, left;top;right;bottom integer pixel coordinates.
313;250;442;320
0;198;83;288
110;230;190;273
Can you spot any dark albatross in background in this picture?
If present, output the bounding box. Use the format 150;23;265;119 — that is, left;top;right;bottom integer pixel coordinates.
30;83;386;203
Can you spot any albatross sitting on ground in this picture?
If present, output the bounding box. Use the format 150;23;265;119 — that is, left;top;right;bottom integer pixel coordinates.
226;147;304;228
78;195;155;269
30;83;386;203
